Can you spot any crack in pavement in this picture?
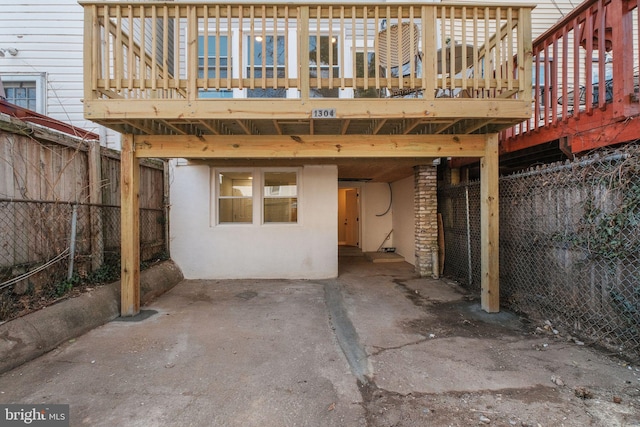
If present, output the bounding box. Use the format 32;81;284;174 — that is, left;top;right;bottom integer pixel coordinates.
321;280;372;384
369;337;431;357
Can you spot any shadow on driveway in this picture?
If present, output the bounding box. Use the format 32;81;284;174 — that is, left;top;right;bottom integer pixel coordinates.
0;256;638;426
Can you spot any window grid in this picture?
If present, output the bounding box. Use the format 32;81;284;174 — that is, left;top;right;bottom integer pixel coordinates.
4;82;37;111
214;169;299;225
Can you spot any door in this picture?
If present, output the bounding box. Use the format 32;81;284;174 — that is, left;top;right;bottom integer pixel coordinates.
338;188;359;246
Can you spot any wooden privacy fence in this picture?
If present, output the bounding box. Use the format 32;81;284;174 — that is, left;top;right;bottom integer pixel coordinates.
82;1;532;101
0;114;168;290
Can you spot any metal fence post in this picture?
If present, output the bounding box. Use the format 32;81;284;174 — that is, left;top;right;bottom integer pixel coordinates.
67;204;78;280
465;184;473;286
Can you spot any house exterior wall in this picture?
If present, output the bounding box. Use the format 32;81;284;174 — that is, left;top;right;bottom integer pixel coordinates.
391;175;416;266
170;162;338;279
359;182;394;253
452;0;576;39
0;0;119;149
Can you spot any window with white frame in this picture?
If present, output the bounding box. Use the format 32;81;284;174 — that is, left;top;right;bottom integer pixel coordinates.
309;35;340;98
214;168;299;225
247;35;287;98
263;171;297;223
198;35;232;98
218;171;253;223
354;50;380;98
1;73;46;113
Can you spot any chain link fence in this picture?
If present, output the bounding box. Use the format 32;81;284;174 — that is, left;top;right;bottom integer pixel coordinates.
440;145;640;361
0;200;167;321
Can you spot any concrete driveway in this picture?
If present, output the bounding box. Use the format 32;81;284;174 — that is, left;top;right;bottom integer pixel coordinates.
0;256;638;426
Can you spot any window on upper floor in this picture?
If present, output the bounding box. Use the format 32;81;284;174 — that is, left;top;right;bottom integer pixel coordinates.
247;35;287;98
309;35;340;98
1;73;46;113
198;35;233;99
354;51;380;98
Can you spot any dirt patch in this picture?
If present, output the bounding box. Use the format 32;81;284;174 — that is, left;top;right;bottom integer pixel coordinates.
358;377;640;427
401;300;530;340
394;276;529;340
353;278;640;427
0;255;168;322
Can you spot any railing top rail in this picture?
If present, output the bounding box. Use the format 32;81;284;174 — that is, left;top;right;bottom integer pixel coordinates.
78;1;536;8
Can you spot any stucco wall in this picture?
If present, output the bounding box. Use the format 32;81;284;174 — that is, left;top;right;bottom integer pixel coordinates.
360;182;394;252
170;163;338;279
391;175;415;265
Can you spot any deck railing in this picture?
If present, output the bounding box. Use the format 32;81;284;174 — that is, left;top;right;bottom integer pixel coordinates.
81;2;533;103
501;0;640;154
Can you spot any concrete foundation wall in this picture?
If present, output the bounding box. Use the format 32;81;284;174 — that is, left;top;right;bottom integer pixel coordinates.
170;163;338;279
0;260;183;374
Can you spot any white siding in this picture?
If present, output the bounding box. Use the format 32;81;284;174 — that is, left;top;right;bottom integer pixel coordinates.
0;0;120;148
448;0;576;40
517;0;577;40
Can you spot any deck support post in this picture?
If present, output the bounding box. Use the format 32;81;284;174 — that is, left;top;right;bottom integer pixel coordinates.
121;134;140;317
480;133;499;313
88;140;104;271
414;164;438;277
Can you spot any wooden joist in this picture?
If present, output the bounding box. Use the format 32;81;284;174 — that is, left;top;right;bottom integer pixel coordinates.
132;134;487;159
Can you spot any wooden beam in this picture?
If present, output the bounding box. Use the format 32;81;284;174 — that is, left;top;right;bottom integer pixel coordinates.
133;134;487;159
162;121;189;135
272;120;283;135
341;119;351;135
610;0;639;119
402;119;424;134
434;119;461;134
120;134;140;317
236;119;252;135
500;108;640;155
88;140;104;271
83;5;96;102
464;119;496;134
480;133;499;313
198;120;222;135
122;119;156;135
299;6;310;101
373;119;387;135
84;98;532;122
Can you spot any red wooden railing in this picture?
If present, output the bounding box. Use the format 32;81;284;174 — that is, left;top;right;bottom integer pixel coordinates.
500;0;640;156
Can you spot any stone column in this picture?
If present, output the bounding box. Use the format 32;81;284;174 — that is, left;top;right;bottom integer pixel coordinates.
414;165;438;277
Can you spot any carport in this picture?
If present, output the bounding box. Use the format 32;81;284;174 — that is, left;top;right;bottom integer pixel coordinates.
80;1;535;315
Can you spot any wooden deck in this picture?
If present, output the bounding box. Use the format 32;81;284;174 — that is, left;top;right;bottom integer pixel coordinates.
80;1;535;316
500;0;640;163
81;1;534;140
